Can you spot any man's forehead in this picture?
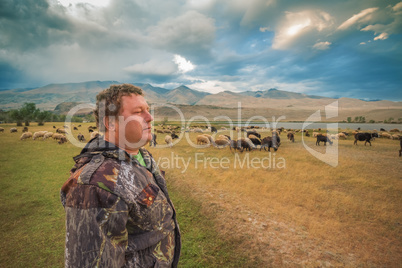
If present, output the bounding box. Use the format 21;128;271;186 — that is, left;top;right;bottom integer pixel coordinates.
121;94;148;108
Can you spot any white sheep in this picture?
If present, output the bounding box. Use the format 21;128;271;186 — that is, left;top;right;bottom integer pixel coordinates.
33;131;47;140
196;135;210;146
164;135;173;147
202;134;214;143
218;135;230;141
20;132;32;140
43;132;54;140
52;133;64;140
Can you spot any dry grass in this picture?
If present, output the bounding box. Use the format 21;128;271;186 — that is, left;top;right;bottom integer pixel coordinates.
151;130;402;267
1;122;400;267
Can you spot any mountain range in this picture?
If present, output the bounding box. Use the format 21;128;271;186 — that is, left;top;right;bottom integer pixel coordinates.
0;81;401;121
0;80;333;110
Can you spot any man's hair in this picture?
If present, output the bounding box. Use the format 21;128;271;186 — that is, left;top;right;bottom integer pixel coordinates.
94;84;144;132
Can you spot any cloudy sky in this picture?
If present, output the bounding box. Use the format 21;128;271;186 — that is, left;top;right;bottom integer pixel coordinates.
1;0;401;101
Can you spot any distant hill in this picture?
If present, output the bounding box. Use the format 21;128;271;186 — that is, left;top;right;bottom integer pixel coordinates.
239;88;326;99
53;102;94;115
0;81;401;122
165;85;210;105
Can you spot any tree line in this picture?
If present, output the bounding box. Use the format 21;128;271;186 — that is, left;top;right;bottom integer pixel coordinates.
0;103;94;126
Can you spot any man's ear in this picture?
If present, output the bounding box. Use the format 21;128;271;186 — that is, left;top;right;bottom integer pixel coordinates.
103;116;116;131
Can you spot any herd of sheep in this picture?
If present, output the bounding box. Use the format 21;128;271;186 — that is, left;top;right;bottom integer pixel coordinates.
0;125;99;144
155;125;402;155
1;124;401;155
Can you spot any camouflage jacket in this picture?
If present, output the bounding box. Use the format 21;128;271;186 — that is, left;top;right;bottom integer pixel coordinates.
60;137;181;267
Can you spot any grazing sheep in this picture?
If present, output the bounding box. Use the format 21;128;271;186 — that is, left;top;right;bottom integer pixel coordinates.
248;137;261;147
0;127;4;132
33;131;47;140
43;132;54;140
260;136;279;152
20;132;32;140
202;134;214;144
287;132;295;142
218;135;230;141
196;135;210;146
214;138;230;148
316;134;333;146
380;132;391;139
329;134;338;140
247;131;261;139
390;128;400;133
391;134;401;140
88;126;97;133
338;133;347;139
58;136;67;144
193;128;204;133
171;132;179;139
164;135;173;147
57;128;67;134
248;134;259;140
236;138;255;152
312;132;320;138
53;133;64;141
10;128;17;133
22;126;28;133
77;133;86;142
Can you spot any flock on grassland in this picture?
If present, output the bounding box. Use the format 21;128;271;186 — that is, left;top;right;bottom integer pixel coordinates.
0;125;99;145
1;124;401;156
151;124;402;156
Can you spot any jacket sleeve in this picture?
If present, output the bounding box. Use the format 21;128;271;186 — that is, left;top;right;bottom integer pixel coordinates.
63;184;129;268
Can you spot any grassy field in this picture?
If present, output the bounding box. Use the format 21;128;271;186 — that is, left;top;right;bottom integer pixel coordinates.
0;123;401;267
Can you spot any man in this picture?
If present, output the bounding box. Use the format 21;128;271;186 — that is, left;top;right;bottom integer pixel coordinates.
61;84;181;267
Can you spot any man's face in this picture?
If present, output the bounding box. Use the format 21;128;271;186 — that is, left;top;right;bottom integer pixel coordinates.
115;94;153;151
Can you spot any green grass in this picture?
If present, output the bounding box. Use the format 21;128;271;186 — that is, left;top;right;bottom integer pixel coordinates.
0;123;259;267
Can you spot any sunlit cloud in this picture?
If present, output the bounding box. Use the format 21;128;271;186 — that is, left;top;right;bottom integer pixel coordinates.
272;10;333;50
373;32;389;41
392;1;402;12
337;7;379;30
173;55;195;73
313;41;331;50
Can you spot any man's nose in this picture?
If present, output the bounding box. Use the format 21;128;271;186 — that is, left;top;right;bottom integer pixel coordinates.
145;110;153;122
